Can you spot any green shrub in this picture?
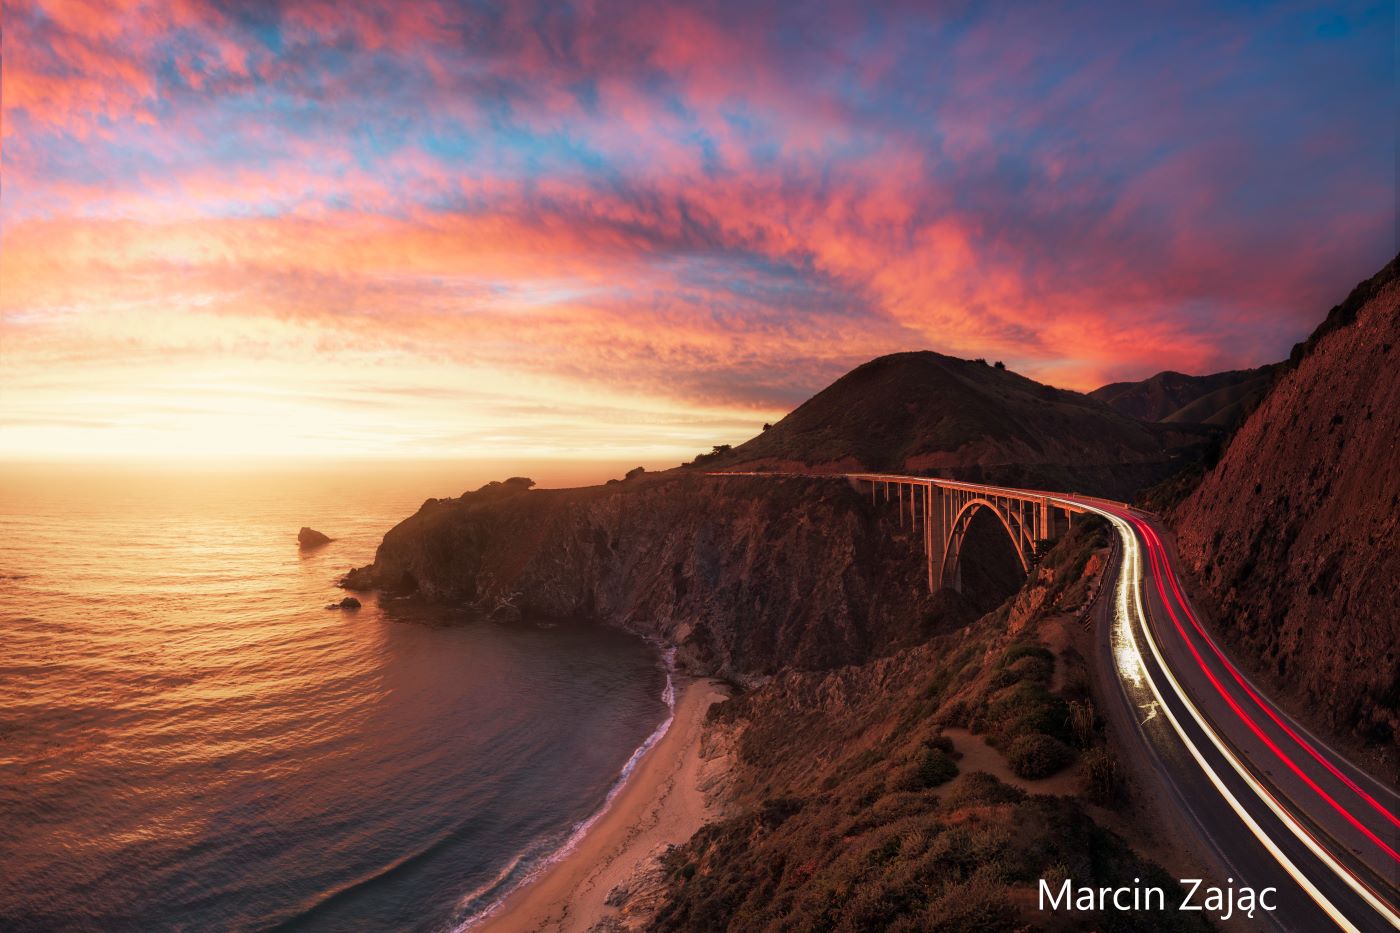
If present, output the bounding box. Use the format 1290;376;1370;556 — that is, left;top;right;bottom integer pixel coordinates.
1007;653;1054;684
916;747;959;787
1007;733;1076;779
1081;747;1126;806
985;682;1073;745
913;867;1018;933
922;732;954;754
999;643;1054;667
941;771;1025;808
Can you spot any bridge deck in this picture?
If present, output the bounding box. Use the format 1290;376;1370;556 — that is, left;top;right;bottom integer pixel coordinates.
709;470;1125;592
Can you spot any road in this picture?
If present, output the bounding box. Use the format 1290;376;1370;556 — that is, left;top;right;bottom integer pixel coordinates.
711;470;1400;928
1057;494;1400;932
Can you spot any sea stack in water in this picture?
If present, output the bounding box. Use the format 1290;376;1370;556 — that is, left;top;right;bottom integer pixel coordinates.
326;596;361;611
298;527;333;549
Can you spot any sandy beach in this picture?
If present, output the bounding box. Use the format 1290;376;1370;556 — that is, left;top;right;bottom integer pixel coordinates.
474;677;731;932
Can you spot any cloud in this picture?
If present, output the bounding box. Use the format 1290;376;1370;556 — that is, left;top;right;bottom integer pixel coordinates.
1;0;1393;458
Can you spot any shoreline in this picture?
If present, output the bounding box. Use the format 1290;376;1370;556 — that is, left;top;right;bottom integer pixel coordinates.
469;676;731;932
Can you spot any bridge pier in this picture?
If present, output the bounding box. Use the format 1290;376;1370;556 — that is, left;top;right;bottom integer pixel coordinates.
852;474;1087;595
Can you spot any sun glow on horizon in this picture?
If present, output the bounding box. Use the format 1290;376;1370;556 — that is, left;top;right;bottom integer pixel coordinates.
0;350;783;463
1;0;1392;462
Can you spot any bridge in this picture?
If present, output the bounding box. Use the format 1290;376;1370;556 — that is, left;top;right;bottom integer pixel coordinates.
716;471;1092;592
847;473;1092;592
710;469;1400;932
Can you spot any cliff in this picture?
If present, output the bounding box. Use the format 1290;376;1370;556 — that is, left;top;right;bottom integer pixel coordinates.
1172;254;1400;764
343;473;1023;681
704;351;1209;499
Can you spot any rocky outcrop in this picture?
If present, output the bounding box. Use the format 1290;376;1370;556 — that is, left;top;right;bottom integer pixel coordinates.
1172;255;1400;763
298;527;332;548
340;473;1024;682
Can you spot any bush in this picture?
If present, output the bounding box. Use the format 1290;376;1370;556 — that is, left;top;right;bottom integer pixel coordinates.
1068;699;1097;748
1081;747;1127;806
942;771;1025;808
999;643;1054;668
923;732;954;754
916;748;959;787
911;867;1017;932
1006;653;1054;685
984;682;1073;745
1007;733;1075;779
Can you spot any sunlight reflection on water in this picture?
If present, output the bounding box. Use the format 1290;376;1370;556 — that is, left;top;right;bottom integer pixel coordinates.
0;463;667;931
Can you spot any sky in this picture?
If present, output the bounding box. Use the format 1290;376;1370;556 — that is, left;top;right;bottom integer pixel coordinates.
0;0;1394;464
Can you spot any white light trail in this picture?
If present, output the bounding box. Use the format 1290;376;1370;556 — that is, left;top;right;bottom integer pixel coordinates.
1067;499;1396;933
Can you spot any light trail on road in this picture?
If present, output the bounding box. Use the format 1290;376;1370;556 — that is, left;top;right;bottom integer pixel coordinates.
711;470;1400;930
1133;518;1400;834
1060;496;1400;932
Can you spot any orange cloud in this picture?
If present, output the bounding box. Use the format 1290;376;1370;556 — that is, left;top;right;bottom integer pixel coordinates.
2;0;1392;460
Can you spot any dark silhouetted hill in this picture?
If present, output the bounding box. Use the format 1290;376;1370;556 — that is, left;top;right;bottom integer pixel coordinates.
704;351;1208;499
1091;367;1276;428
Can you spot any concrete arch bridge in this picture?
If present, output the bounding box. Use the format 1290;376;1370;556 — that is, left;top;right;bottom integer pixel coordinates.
846;474;1091;592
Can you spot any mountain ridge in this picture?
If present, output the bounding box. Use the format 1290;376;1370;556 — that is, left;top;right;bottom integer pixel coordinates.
705;350;1209;499
1090;366;1276;427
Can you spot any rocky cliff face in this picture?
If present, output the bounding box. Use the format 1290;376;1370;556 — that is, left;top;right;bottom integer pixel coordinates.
343;473;1020;682
1172;257;1400;761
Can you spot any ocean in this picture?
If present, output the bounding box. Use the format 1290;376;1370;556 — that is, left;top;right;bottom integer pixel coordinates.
0;462;671;931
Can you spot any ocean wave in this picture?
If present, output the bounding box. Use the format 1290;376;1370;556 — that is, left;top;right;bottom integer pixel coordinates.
451;643;678;931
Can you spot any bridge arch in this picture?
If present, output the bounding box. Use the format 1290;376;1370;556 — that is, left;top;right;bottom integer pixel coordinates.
844;474;1084;594
938;496;1033;590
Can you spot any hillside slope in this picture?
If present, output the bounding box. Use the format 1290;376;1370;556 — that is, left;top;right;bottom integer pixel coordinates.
648;522;1209;933
707;352;1206;499
1091;367;1274;426
1172;255;1400;763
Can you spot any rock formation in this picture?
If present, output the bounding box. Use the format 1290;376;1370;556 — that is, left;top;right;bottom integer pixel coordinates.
298;527;332;549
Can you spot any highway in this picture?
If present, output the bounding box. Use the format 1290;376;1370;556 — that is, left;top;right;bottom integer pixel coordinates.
1056;494;1400;933
713;470;1400;930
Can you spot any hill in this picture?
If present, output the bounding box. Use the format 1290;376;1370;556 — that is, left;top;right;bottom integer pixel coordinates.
1172;253;1400;769
1090;367;1276;427
705;351;1209;499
